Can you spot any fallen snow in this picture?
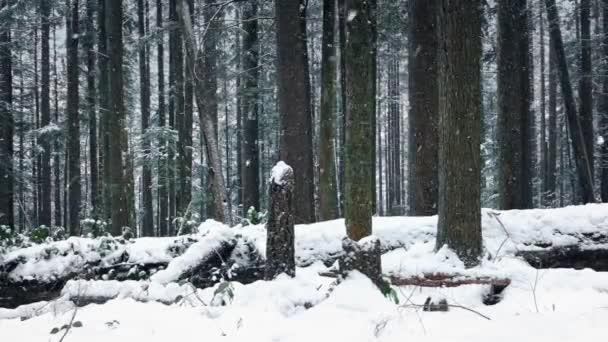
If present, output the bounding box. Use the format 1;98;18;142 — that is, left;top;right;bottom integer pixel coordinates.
2;204;608;341
270;161;293;185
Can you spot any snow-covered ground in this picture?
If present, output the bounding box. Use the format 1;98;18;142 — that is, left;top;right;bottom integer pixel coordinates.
2;204;608;341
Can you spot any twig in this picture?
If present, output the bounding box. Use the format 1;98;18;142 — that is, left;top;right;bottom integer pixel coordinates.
400;303;492;321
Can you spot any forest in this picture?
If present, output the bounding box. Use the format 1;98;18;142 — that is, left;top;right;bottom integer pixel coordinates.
1;0;608;341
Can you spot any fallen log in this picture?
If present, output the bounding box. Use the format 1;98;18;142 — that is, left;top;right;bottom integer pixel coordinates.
516;246;608;271
388;273;511;288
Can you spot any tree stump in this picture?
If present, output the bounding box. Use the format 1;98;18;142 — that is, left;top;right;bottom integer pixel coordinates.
265;162;296;279
339;236;383;287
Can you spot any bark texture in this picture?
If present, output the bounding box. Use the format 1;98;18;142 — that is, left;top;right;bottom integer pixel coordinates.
497;0;534;210
436;0;483;267
265;163;296;279
0;0;13;228
275;0;316;224
408;0;439;216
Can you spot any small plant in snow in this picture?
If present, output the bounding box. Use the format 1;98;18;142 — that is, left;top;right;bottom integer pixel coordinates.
244;206;267;226
211;281;235;306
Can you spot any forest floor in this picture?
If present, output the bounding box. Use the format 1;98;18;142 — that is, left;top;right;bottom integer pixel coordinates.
2;204;608;341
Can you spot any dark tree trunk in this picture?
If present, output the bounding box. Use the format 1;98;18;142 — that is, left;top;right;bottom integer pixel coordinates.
139;0;154;236
344;0;377;241
540;0;548;206
547;25;558;205
265;162;295;279
107;0;130;235
601;0;608;201
157;0;169;236
275;0;316;224
579;0;594;203
53;24;61;228
497;0;534;210
241;2;260;215
319;0;338;221
85;0;98;219
408;0;439;216
39;0;52;227
0;0;13;228
545;0;595;203
338;0;347;216
97;0;111;224
436;0;483;267
66;0;81;235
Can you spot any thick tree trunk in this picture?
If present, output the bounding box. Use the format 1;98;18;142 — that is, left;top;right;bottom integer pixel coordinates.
497;0;534;210
0;0;13;228
540;0;548;206
545;0;595;203
39;0;52;227
53;24;61;228
436;0;483;267
97;0;111;224
408;0;439;216
265;162;296;279
66;0;81;235
177;0;227;223
241;2;260;216
602;0;608;202
387;43;402;216
139;0;154;236
275;0;316;224
344;0;377;243
107;0;130;235
319;0;339;221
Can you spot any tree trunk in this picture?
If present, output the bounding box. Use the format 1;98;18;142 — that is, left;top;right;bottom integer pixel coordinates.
408;0;439;216
97;0;111;224
319;0;338;221
84;0;98;221
545;0;595;203
601;0;608;202
157;0;169;236
579;0;594;203
547;26;558;205
177;0;227;223
39;0;52;227
107;0;130;235
344;0;377;241
265;162;296;279
139;0;154;236
241;2;260;216
497;0;534;210
0;0;14;228
275;0;316;224
540;0;548;206
53;24;61;228
338;0;347;216
66;0;81;235
436;0;483;267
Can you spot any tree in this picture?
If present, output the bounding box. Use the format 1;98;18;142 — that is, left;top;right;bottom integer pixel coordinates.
601;0;608;202
66;0;81;235
579;0;594;201
545;0;595;203
98;0;111;223
241;1;260;216
0;0;14;228
157;0;169;236
496;0;533;210
176;0;227;222
139;0;154;236
408;0;438;216
547;15;558;205
39;0;52;226
318;0;339;221
85;0;99;219
275;0;315;224
436;0;483;267
344;0;376;241
107;0;130;235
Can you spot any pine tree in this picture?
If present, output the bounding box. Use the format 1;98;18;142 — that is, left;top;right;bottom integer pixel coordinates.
408;0;438;216
85;0;99;219
66;0;81;235
275;0;316;224
436;0;483;267
601;0;608;201
241;1;260;216
39;0;52;227
497;0;534;210
0;0;14;228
